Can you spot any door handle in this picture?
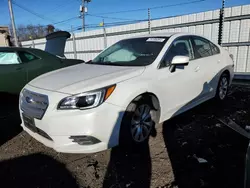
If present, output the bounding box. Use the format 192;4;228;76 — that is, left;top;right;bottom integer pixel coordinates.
194;66;200;72
16;67;23;70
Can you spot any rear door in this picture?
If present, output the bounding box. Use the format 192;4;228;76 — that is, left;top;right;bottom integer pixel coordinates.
18;50;61;82
0;50;27;94
191;36;221;99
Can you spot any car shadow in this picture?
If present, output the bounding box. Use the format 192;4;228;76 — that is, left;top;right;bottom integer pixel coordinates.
162;94;249;188
158;70;249;187
103;111;157;188
102;144;152;188
245;142;250;188
103;84;250;188
0;94;22;146
0;153;79;188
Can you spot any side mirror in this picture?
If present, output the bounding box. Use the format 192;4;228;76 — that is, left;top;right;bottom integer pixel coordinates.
171;55;189;65
170;55;189;73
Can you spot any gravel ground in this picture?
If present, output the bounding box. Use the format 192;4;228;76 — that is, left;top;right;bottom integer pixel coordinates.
0;85;250;188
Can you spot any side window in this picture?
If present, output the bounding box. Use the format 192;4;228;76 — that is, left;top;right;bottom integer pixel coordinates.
193;37;213;58
0;52;20;65
161;37;194;68
210;42;220;55
18;51;38;63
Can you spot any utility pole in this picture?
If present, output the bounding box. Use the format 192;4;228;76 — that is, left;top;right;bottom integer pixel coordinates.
8;0;18;47
218;0;225;45
80;0;91;32
82;0;85;31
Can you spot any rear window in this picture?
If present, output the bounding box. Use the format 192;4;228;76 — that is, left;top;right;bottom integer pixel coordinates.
18;51;39;63
193;37;213;58
210;42;220;55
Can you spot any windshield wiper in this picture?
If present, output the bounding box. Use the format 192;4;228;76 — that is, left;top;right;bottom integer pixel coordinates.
85;60;92;64
86;61;125;66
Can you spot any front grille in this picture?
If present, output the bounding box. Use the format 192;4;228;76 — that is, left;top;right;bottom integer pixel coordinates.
20;89;49;120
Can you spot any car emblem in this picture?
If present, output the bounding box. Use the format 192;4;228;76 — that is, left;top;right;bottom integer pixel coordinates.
26;96;34;104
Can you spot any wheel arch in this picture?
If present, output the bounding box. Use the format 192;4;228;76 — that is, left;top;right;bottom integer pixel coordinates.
222;69;230;80
128;92;161;124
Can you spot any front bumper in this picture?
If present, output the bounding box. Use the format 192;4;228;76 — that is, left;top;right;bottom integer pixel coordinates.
20;85;125;153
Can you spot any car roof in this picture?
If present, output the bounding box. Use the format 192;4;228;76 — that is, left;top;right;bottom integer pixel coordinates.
127;32;191;39
0;46;40;52
0;46;59;59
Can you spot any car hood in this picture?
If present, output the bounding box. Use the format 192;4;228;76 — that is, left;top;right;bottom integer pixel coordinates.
60;58;85;66
28;63;145;94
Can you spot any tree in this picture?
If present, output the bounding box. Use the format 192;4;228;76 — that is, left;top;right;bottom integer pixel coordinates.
47;24;55;34
11;24;60;41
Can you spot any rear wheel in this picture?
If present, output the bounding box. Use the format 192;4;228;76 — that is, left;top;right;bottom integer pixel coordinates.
119;97;159;146
215;73;229;101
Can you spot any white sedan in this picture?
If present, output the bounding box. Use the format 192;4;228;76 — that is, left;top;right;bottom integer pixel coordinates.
19;33;234;153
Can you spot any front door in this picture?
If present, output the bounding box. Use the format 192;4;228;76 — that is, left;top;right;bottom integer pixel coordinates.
157;36;204;119
0;51;27;94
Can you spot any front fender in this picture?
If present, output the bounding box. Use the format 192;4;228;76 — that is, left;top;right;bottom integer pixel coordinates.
106;79;150;110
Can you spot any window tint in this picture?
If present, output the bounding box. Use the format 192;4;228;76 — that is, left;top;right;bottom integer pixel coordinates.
193;37;212;58
18;51;38;63
161;37;193;68
210;42;220;55
0;52;20;65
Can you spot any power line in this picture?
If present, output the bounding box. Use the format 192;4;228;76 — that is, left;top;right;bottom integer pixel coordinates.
69;19;147;31
48;0;77;14
12;0;55;22
12;0;207;33
12;0;80;26
53;16;79;25
70;0;206;29
87;19;146;27
86;13;138;21
11;15;79;31
12;0;80;27
91;0;205;15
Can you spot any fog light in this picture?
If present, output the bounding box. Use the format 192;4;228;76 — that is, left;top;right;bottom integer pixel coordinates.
69;136;101;145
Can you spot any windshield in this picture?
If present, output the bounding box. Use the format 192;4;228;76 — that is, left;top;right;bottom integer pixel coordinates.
91;37;169;66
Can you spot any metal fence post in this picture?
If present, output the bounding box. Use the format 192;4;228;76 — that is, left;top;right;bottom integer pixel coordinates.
32;40;35;48
71;26;77;59
148;8;151;34
218;0;225;45
103;20;107;49
103;27;107;49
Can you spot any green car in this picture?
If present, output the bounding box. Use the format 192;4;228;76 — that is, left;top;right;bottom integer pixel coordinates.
0;47;84;94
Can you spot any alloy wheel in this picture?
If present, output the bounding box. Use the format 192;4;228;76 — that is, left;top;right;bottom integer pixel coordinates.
219;76;228;100
130;104;153;142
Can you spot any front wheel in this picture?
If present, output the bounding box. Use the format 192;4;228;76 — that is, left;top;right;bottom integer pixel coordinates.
119;97;158;146
215;73;229;101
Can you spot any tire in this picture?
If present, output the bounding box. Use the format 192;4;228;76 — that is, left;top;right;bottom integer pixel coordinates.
215;73;229;101
119;96;159;147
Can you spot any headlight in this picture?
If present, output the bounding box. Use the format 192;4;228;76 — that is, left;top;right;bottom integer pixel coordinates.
57;85;116;110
